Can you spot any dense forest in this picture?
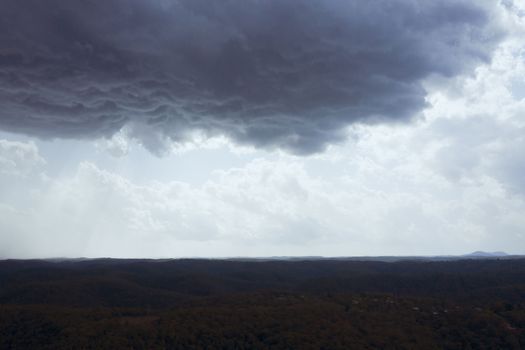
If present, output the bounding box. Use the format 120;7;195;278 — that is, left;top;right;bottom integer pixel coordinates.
0;257;524;349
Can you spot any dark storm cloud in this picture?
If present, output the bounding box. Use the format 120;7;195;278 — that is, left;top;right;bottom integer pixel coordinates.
0;0;504;154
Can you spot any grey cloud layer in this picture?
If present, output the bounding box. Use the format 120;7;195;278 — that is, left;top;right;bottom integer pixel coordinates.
0;0;504;153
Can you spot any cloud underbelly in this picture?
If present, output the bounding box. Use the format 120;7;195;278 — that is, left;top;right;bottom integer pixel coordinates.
0;0;505;154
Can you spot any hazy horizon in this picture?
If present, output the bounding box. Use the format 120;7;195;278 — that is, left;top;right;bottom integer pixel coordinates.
0;251;520;261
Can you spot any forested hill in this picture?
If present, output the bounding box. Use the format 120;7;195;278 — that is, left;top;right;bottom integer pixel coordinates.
0;258;524;349
1;257;524;306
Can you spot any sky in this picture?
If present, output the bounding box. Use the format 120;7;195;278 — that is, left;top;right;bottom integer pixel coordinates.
0;0;524;258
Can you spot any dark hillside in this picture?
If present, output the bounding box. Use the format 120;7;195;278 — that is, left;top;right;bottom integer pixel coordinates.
0;258;524;348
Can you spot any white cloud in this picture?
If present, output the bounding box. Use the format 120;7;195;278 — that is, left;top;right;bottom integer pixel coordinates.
95;130;131;158
1;131;524;258
0;140;45;177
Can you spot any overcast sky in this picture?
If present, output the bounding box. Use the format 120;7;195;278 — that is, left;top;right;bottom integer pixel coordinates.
0;0;524;258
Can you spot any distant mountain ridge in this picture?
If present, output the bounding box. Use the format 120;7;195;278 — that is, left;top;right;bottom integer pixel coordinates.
464;251;509;257
229;252;516;262
3;252;519;263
